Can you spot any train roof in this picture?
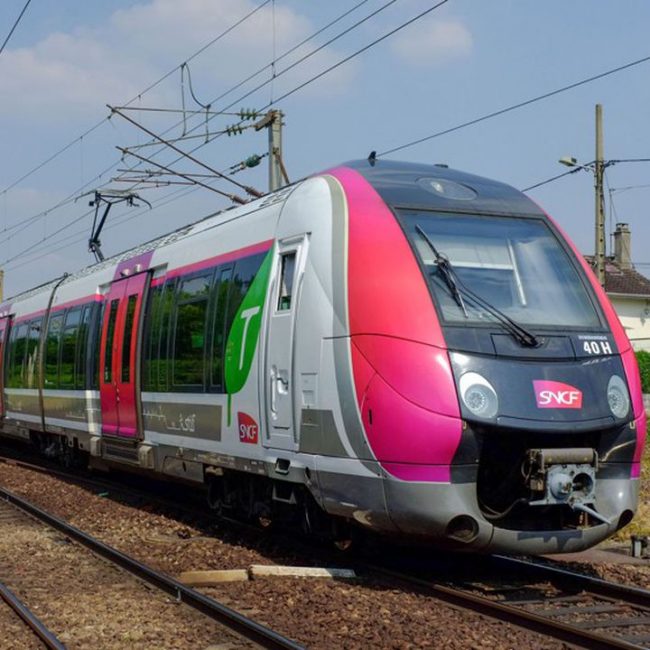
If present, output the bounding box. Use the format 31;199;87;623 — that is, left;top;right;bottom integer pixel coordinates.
6;159;544;306
343;159;545;218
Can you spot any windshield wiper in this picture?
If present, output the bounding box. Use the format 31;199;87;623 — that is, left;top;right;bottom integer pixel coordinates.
415;225;539;348
416;226;468;318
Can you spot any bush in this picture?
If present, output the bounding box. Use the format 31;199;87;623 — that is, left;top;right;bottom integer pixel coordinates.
635;350;650;394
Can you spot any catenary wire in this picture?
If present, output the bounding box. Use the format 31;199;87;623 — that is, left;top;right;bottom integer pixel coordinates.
112;0;405;189
378;54;650;157
116;0;446;192
0;0;32;55
3;0;380;240
0;0;272;197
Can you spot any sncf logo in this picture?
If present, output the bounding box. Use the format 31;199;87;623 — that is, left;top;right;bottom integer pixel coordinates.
238;412;259;444
533;380;583;409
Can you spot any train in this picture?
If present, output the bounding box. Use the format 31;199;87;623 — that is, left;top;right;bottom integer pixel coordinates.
0;159;645;554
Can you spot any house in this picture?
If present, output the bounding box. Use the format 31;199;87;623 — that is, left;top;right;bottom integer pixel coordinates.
585;223;650;352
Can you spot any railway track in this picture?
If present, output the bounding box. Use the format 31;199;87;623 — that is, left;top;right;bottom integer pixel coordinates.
1;445;648;649
0;577;66;649
371;554;650;650
0;485;302;650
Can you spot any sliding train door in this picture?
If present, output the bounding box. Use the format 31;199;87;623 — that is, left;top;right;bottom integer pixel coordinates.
100;273;149;438
264;236;307;450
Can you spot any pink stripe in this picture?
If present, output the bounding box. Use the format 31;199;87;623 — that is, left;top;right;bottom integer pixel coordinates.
328;167;445;345
166;239;273;280
327;167;460;483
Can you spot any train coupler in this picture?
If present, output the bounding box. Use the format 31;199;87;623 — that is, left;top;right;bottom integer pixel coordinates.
525;448;610;523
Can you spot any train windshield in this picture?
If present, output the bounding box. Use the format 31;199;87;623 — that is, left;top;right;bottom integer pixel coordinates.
400;211;601;328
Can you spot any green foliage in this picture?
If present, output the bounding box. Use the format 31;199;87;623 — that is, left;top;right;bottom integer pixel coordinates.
635;350;650;394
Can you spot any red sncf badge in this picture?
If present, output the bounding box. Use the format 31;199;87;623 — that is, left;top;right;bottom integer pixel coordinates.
533;380;583;409
237;412;259;444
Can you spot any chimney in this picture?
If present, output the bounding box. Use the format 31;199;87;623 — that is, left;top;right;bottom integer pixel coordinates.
614;222;632;269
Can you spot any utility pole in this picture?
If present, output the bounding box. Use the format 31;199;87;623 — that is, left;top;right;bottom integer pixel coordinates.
594;104;606;287
0;269;4;303
254;110;288;192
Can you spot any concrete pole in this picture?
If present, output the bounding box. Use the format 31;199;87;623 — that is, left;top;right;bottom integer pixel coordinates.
268;110;283;192
594;104;606;287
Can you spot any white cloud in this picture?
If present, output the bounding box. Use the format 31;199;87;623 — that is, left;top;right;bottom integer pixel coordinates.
0;0;355;123
391;18;472;66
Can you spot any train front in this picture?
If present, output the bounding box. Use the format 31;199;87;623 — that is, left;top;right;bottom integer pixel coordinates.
332;160;646;554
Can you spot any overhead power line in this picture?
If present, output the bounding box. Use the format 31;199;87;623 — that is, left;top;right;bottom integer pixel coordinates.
379;53;650;157
1;0;382;244
116;0;448;192
111;0;404;189
523;157;650;193
0;0;271;196
0;0;32;55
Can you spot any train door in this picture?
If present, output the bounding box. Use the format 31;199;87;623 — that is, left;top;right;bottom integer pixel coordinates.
0;317;11;418
99;272;149;438
264;236;307;450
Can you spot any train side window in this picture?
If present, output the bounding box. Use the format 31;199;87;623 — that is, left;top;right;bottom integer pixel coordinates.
60;308;81;389
121;294;138;383
25;319;42;389
7;323;28;388
45;313;64;388
89;302;103;390
277;251;296;311
210;266;233;391
104;299;119;383
172;273;213;390
142;285;162;392
75;306;91;389
156;279;176;392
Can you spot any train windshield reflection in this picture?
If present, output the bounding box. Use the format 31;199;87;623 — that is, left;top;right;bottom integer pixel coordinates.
400;211;601;328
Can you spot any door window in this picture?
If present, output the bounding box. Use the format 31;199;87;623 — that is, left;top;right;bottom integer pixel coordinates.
104;299;119;382
277;252;296;311
121;294;138;383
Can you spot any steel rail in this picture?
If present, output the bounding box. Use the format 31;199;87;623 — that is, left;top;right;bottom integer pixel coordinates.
0;581;66;649
0;486;303;650
491;554;650;608
371;565;647;650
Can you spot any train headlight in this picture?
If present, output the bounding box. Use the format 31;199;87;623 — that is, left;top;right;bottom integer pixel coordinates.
459;372;498;419
607;375;630;419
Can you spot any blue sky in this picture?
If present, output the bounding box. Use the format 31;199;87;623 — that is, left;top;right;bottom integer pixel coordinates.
1;0;649;297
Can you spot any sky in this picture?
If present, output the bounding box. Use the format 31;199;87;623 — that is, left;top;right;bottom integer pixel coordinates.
1;0;650;298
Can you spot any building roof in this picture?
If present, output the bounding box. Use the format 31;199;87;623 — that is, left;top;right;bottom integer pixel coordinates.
584;255;650;297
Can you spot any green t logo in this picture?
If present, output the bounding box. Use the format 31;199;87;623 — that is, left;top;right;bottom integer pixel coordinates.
224;248;273;422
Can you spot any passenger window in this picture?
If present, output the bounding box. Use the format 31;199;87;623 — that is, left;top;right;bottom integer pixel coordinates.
277;252;296;311
60;309;81;389
172;273;212;389
157;280;176;391
23;319;42;389
45;314;64;388
211;267;233;390
7;323;28;388
143;285;163;392
90;303;103;390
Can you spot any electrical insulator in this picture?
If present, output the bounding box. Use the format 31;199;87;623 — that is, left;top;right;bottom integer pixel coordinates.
225;124;244;137
239;108;259;121
244;155;262;168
